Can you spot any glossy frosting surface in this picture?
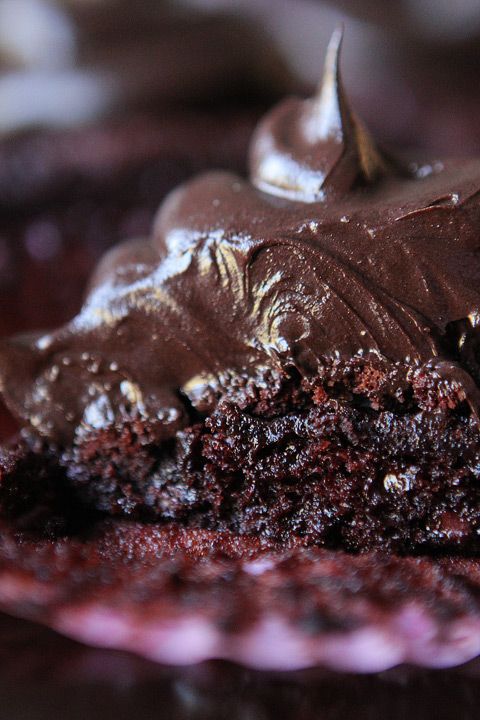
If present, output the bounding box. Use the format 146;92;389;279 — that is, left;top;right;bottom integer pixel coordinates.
2;30;480;443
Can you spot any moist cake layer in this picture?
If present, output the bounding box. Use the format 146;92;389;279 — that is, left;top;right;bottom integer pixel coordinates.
0;355;478;554
66;360;480;554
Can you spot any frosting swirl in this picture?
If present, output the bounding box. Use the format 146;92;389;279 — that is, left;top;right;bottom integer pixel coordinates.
2;32;480;443
250;28;387;201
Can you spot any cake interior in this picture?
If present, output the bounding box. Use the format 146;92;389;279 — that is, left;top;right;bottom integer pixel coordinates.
3;348;480;557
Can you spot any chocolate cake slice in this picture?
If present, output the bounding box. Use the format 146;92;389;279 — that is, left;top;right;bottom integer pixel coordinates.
1;29;480;670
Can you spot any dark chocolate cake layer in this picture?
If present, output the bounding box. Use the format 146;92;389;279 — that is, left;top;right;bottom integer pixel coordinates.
62;361;480;554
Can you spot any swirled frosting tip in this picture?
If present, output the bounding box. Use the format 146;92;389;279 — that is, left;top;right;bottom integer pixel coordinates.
250;27;387;202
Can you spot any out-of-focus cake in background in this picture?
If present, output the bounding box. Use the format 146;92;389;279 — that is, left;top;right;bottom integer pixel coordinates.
0;0;289;132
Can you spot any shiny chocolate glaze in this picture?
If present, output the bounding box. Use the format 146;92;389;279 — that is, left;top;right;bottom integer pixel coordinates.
2;29;480;443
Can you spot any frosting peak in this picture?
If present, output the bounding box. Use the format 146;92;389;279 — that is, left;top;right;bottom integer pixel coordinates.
250;27;387;202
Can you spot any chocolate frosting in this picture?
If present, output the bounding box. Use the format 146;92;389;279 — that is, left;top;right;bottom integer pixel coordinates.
2;31;480;443
250;28;386;201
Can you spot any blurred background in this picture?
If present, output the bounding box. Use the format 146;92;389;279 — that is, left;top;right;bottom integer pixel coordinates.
3;0;480;149
1;3;480;717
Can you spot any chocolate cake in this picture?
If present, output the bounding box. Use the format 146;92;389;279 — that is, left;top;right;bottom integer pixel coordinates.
1;29;480;671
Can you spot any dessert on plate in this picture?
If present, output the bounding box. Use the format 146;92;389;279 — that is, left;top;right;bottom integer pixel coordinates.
1;30;480;671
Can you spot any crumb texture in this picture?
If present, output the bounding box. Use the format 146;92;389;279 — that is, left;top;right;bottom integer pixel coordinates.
58;360;480;554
